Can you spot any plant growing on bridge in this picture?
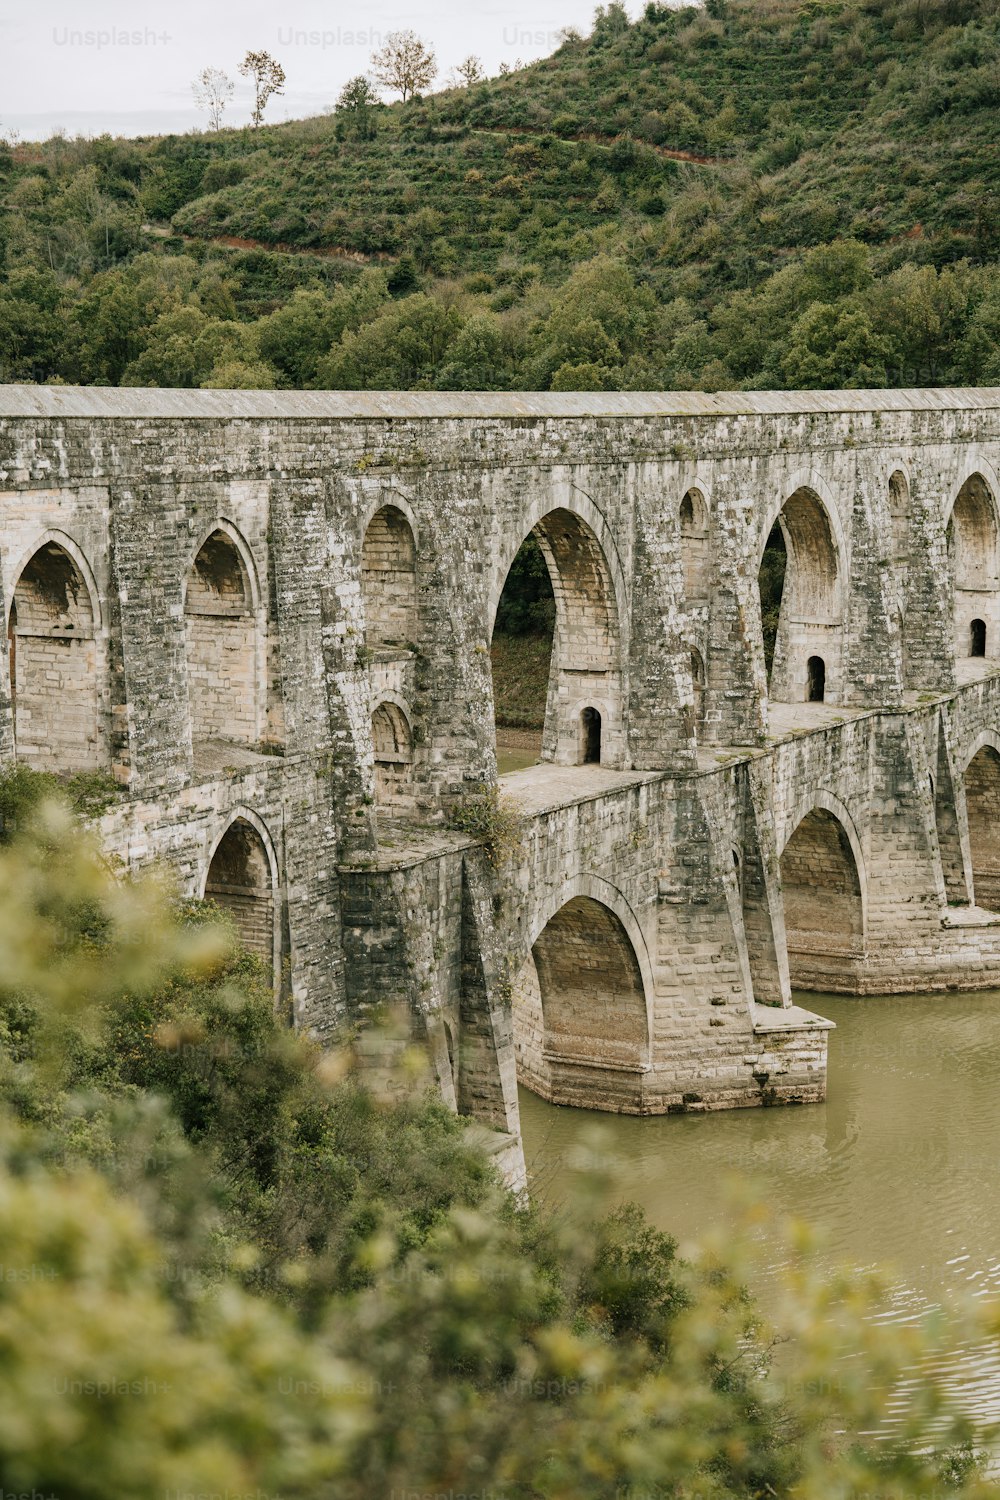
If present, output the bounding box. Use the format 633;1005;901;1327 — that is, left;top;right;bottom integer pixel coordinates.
449;785;524;868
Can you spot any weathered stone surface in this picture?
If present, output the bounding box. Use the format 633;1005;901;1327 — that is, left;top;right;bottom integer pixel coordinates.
4;386;1000;1185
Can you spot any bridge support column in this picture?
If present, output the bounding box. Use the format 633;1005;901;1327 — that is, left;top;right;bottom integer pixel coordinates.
627;470;697;770
933;711;973;903
110;480;192;791
457;859;524;1170
738;761;791;1007
897;463;956;695
844;469;904;708
703;478;767;747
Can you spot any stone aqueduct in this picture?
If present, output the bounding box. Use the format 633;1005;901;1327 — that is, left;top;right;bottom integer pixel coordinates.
4;384;1000;1184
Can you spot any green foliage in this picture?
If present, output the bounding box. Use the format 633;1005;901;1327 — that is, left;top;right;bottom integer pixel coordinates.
490;633;553;730
0;802;998;1495
7;0;1000;393
336;76;382;141
495;534;556;635
448;786;525;868
0;764;121;840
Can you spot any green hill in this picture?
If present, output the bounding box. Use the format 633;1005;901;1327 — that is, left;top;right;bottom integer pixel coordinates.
3;0;1000;391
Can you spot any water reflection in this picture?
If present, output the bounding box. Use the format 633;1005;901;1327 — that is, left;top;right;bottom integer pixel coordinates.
519;990;1000;1428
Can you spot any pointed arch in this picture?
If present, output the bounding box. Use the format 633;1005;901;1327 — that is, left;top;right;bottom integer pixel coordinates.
361;504;418;649
184;523;262;747
758;480;845;705
203;811;279;978
372;695;414;805
946;471;1000;662
679;485;709;601
779;792;866;988
962;734;1000;911
512;876;652;1111
8;534;104;772
490;502;625;767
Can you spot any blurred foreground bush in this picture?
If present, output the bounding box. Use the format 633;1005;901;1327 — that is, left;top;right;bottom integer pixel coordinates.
0;797;996;1497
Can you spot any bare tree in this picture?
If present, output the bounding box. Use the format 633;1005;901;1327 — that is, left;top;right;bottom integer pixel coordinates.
239;50;286;128
192;67;235;131
450;55;484;88
370;30;436;102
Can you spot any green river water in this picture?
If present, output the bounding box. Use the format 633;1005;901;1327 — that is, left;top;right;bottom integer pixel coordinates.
519;990;1000;1432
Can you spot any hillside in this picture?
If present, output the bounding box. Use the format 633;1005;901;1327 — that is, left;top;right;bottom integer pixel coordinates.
2;0;1000;391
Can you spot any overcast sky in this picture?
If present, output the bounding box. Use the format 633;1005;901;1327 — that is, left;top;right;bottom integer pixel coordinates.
1;1;638;140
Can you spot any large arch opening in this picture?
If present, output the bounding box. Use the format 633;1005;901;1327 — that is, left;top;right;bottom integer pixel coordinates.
491;534;555;774
780;804;864;989
361;505;417;649
185;528;259;748
948;474;999;663
965;744;1000;911
372;700;414;806
491;509;622;771
758;487;842;704
9;540;103;772
204;817;276;967
512;893;649;1111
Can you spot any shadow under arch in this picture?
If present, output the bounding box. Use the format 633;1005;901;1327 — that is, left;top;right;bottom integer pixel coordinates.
184;518;262;613
946;469;1000;664
758;477;846;705
489;499;627;768
779;790;867;990
184;522;263;749
961;730;1000;911
7;531;106;773
203;809;280;984
512;874;653;1112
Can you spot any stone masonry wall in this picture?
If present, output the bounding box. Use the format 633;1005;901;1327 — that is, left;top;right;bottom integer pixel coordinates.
3;389;1000;1171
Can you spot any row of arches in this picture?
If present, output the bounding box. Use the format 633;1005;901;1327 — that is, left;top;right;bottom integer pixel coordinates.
9;468;996;787
512;796;867;1107
490;466;999;777
515;726;1000;1111
3;523;270;776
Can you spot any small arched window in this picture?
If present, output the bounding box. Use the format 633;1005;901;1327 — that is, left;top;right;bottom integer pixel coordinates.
580;707;602;765
679;488;709;600
807;655;826;703
971;618;987;657
372;701;414;804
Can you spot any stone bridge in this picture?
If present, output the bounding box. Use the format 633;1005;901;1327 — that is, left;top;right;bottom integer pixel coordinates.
4;385;1000;1187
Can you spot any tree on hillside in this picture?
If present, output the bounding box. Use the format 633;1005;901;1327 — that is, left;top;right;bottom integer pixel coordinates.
370;30;436;102
239;50;286;128
336;75;381;140
192;66;234;131
450;55;485;88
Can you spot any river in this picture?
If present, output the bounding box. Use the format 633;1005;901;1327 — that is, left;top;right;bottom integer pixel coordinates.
519;989;1000;1431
